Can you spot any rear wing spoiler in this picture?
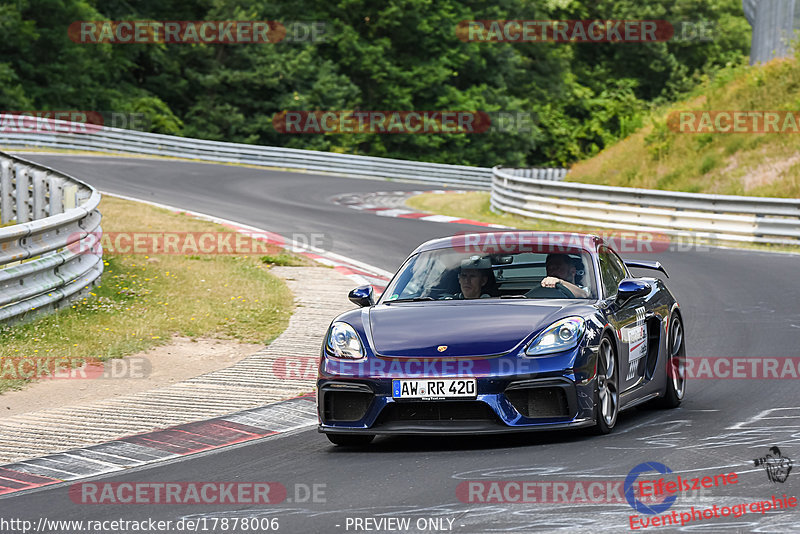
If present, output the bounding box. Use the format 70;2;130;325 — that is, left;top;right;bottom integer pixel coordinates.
623;259;669;278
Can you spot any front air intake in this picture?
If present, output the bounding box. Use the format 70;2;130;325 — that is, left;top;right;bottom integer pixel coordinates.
381;401;495;422
506;387;569;418
322;391;373;422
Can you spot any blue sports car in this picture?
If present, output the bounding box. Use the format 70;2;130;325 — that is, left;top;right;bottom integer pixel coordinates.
317;232;686;446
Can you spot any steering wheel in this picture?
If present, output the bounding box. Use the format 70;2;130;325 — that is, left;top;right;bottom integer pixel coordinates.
554;282;575;298
427;288;456;300
526;281;575;299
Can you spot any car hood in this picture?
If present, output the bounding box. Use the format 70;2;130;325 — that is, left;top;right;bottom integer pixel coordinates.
368;301;567;358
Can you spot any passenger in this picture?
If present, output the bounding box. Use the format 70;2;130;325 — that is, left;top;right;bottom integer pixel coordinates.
540;253;589;298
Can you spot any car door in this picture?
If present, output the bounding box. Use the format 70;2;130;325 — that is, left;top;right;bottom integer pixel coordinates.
598;247;648;391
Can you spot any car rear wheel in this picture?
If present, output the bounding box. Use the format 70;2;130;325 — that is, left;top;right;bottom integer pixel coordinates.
326;434;375;447
657;314;686;408
593;336;619;434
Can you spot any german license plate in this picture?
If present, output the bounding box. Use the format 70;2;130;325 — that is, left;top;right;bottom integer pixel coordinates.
392;378;476;400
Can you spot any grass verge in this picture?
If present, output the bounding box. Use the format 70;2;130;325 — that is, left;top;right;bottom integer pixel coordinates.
407;191;601;233
566;57;800;198
0;195;310;394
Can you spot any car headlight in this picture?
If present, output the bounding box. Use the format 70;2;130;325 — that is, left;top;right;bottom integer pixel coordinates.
325;322;365;360
525;317;585;356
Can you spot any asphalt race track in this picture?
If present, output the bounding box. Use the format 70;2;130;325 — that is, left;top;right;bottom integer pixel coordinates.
3;154;800;533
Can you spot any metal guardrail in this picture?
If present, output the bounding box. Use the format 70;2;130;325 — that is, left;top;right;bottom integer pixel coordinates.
492;167;800;246
0;116;503;187
0;151;103;325
0;115;567;188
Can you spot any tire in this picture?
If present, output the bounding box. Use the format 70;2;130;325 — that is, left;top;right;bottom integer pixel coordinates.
593;335;619;434
326;434;375;447
656;314;686;408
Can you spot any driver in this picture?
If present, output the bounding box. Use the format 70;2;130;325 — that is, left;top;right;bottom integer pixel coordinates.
455;256;493;299
540;253;589;298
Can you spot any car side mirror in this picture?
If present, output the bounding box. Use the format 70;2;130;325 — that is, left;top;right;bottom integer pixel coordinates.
616;279;650;303
348;285;374;308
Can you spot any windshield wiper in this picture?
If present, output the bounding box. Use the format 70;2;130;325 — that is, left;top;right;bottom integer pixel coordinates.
385;297;435;303
500;294;527;299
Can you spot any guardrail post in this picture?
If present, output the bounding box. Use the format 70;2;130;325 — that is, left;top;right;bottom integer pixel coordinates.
49;175;64;216
64;184;78;210
15;163;31;223
33;170;48;219
0;159;12;224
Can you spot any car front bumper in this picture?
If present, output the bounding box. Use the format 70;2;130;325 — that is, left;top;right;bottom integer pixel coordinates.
317;348;599;435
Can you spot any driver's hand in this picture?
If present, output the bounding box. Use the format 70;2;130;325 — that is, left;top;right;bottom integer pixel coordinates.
541;276;562;288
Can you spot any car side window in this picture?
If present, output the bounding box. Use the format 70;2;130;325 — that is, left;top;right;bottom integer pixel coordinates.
609;250;628;280
598;248;626;298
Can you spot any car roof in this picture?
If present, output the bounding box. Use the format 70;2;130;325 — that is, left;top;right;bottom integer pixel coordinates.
411;232;607;256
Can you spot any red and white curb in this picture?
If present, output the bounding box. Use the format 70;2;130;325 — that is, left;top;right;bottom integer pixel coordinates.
332;190;509;229
0;396;317;497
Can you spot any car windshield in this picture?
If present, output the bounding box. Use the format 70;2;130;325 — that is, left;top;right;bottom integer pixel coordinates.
381;248;597;302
